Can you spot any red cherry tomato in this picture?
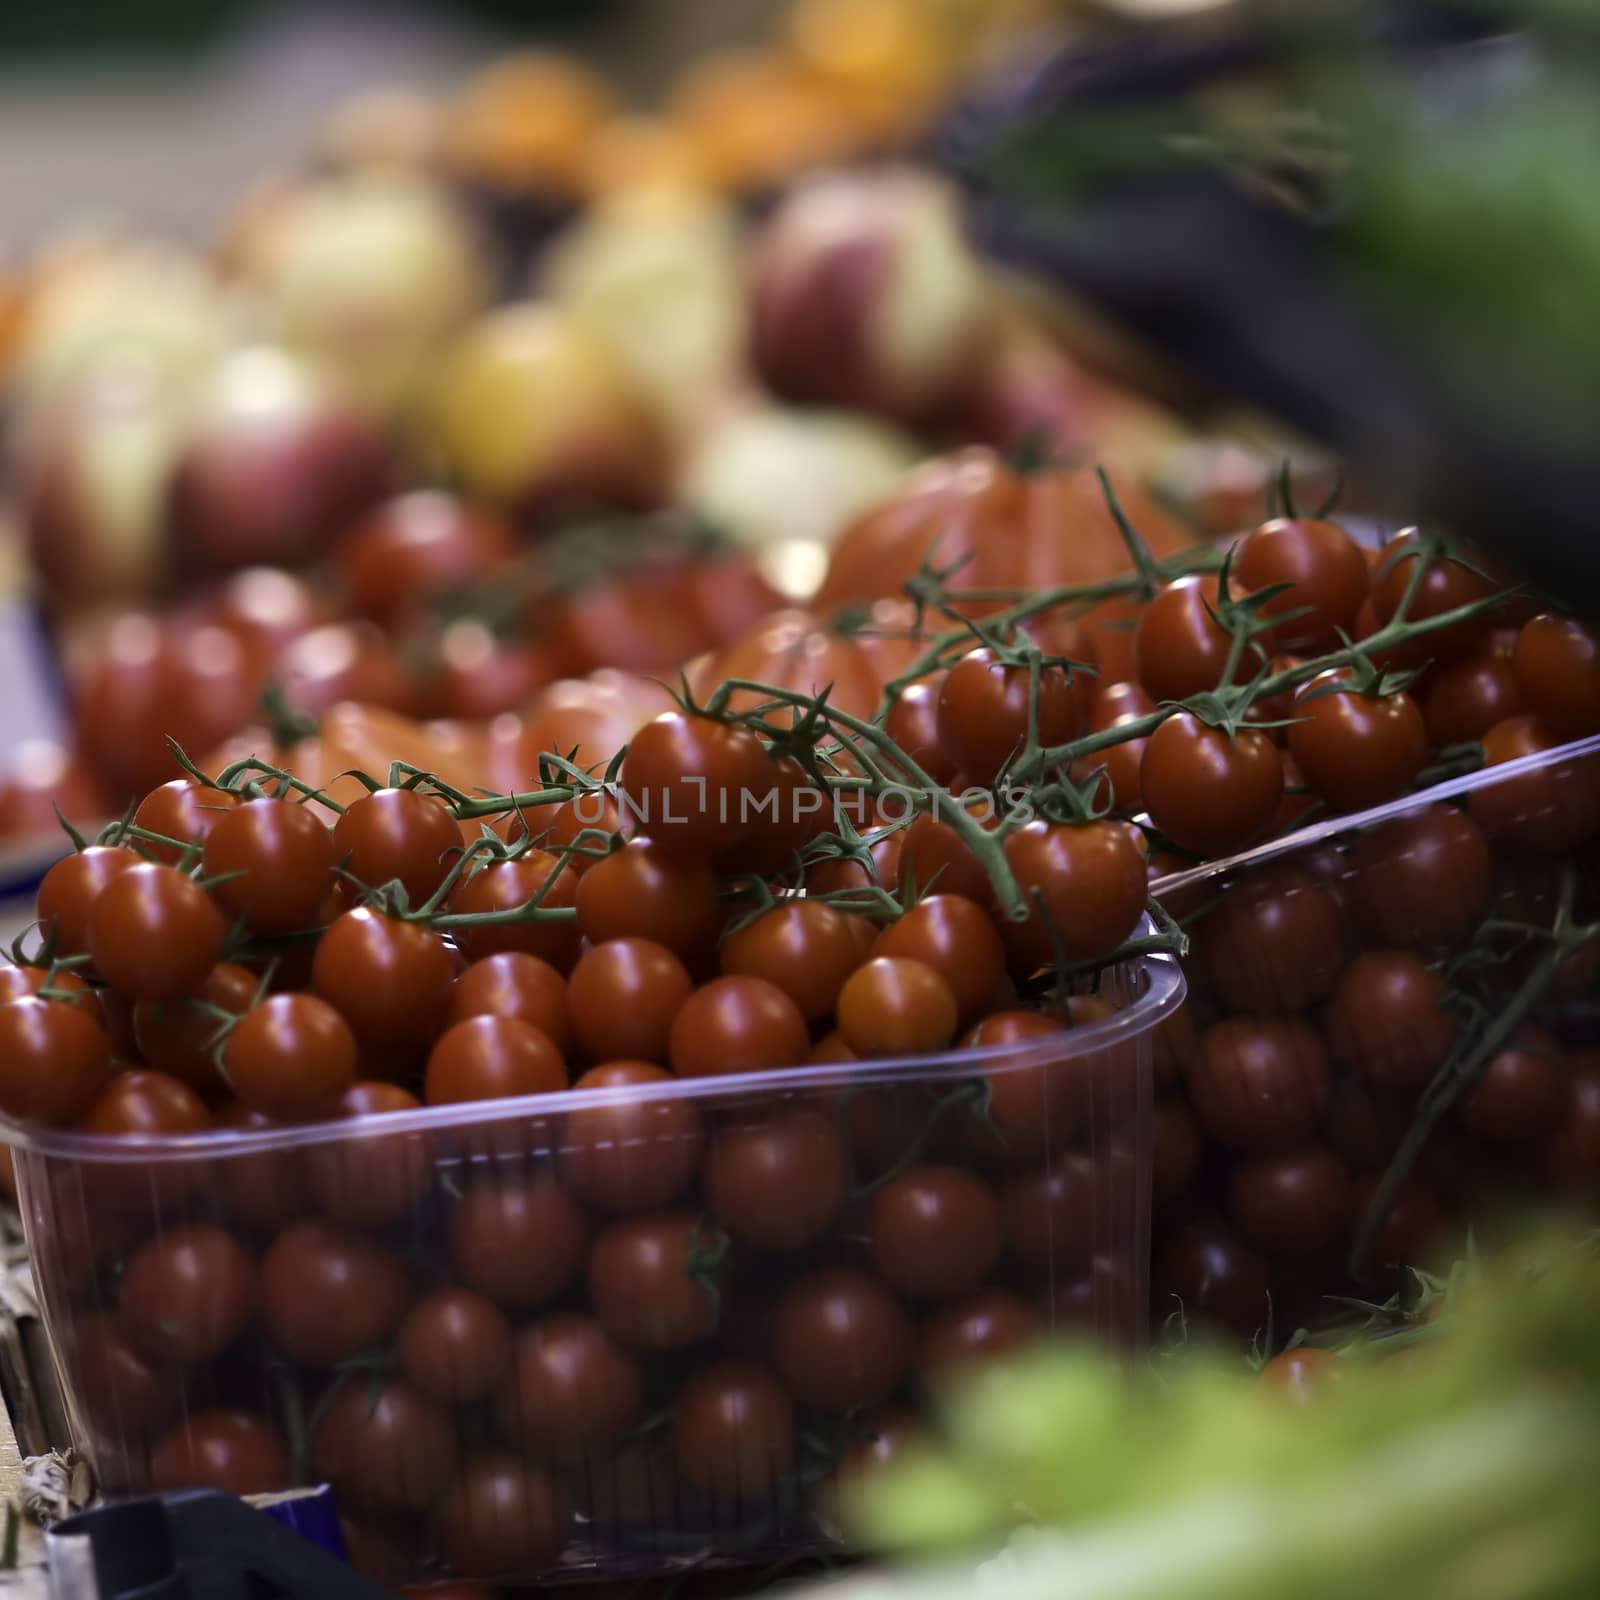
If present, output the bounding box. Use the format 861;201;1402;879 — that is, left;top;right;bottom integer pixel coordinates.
567;938;692;1063
1469;715;1600;855
260;1220;410;1367
37;844;140;957
703;1104;847;1253
1153;1218;1271;1340
1423;650;1522;747
837;956;959;1057
668;976;810;1079
619;712;771;858
311;907;455;1065
0;996;110;1125
493;1313;644;1460
304;1080;432;1227
1141;713;1283;857
203;798;336;936
151;1411;288;1497
312;1377;458;1514
118;1224;257;1363
1286;676;1428;812
133;780;242;866
424;1014;567;1106
226;993;358;1120
868;1164;1001;1300
587;1213;724;1351
132;962;257;1098
1232;517;1369;650
772;1266;911;1412
1136;575;1256;702
1000;819;1148;971
918;1288;1044;1380
452;951;571;1055
936;647;1081;785
448;851;580;970
1324;950;1457;1091
1259;1346;1345;1404
723;901;873;1026
1371;532;1499;661
88;863;226;1002
398;1287;513;1406
672;1361;795;1513
1188;1016;1330;1153
1511;614;1600;737
560;1062;704;1214
448;1171;588;1310
332;786;463;905
429;1450;569;1578
575;839;722;961
1227;1146;1353;1256
1349;803;1492;949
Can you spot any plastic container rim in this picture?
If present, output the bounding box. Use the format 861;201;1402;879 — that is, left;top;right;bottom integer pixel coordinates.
1150;729;1600;899
0;934;1184;1165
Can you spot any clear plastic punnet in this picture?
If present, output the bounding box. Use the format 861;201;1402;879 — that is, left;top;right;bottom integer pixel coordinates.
3;939;1182;1587
1148;732;1600;1346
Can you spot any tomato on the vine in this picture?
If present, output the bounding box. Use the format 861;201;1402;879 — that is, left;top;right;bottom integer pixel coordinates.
1187;1016;1330;1153
1469;715;1600;855
1511;614;1600;737
588;1212;724;1351
961;1011;1079;1160
1348;804;1492;948
868;1164;1001;1300
618;711;771;858
118;1224;257;1364
37;845;140;957
1193;864;1346;1013
132;962;256;1098
134;779;242;866
567;938;692;1062
203;798;337;936
260;1220;411;1367
425;1014;567;1105
304;1080;431;1227
448;850;580;969
918;1289;1043;1379
332;786;463;905
226;993;358;1120
1422;649;1522;747
561;1062;704;1214
1153;1218;1271;1339
723;901;872;1025
1286;675;1428;812
82;1069;210;1136
1136;575;1257;703
312;1377;459;1515
1456;1025;1566;1145
1323;949;1457;1091
151;1411;289;1497
311;907;454;1064
1371;531;1499;660
1078;680;1156;815
452;951;571;1055
0;996;110;1125
885;679;958;785
871;893;1004;1025
703;1104;847;1252
672;1360;795;1512
1000;819;1147;971
1232;517;1370;650
398;1287;512;1407
836;957;959;1057
668;975;809;1079
88;863;227;1002
1140;713;1283;857
575;839;722;962
771;1266;911;1412
493;1313;644;1460
447;1171;588;1310
935;647;1080;785
1226;1146;1352;1256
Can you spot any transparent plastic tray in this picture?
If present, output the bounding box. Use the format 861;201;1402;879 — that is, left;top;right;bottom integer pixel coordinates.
2;943;1183;1587
1148;733;1600;1343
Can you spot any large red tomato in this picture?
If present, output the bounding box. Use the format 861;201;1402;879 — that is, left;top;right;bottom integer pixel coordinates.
817;448;1193;614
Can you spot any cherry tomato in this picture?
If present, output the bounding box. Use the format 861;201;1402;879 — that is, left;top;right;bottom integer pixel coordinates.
1136;575;1255;702
211;1100;312;1233
132;962;256;1098
1347;803;1492;951
448;1170;589;1309
918;1289;1044;1379
575;839;722;961
1457;1024;1566;1145
703;1104;847;1252
668;975;810;1078
1233;517;1370;649
260;1220;410;1366
1544;1062;1600;1198
868;1164;1001;1300
722;902;872;1026
1371;532;1499;661
1423;650;1522;747
71;1311;184;1436
673;1361;795;1512
82;1068;210;1137
1152;1094;1201;1209
1078;680;1157;815
1001;1152;1118;1269
1000;820;1147;972
1188;1016;1330;1153
88;863;226;1002
0;963;91;1009
935;647;1080;785
1509;614;1600;737
201;798;336;936
1193;864;1346;1013
567;939;692;1063
1286;677;1428;813
425;1014;566;1106
1469;715;1600;855
587;1212;723;1350
885;680;958;785
961;1011;1080;1160
713;750;829;877
118;1224;257;1363
0;996;110;1125
772;1266;911;1412
449;850;581;970
453;952;572;1056
430;1450;569;1578
894;808;990;904
836;957;959;1058
864;900;995;1033
398;1288;512;1406
341;491;514;625
1227;1146;1352;1256
1141;713;1283;857
1259;1346;1345;1404
224;992;357;1120
493;1313;644;1460
1324;950;1457;1091
133;780;242;866
311;907;454;1065
304;1080;432;1227
619;712;770;858
1348;1173;1446;1284
560;1062;704;1214
332;787;463;905
151;1411;289;1496
1153;1218;1272;1339
313;1377;458;1514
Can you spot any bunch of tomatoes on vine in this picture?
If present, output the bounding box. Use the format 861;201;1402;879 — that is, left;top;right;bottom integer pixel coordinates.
2;473;1598;1586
